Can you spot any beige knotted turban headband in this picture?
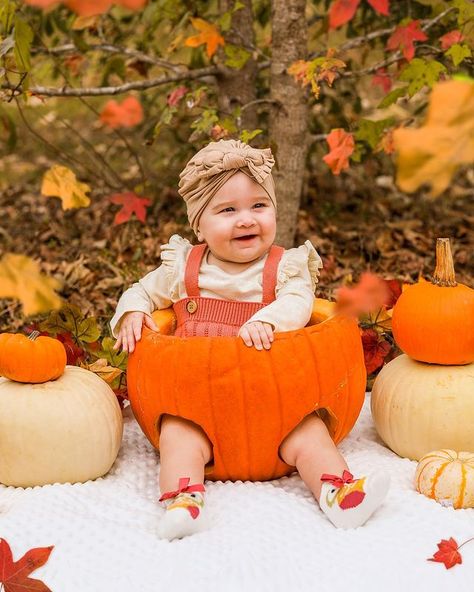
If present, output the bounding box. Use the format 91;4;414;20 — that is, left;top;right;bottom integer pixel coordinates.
178;139;276;235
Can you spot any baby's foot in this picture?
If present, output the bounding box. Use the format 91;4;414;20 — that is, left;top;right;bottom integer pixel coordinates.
318;470;390;529
157;478;207;540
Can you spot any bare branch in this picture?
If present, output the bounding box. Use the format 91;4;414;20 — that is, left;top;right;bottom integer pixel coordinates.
2;65;222;97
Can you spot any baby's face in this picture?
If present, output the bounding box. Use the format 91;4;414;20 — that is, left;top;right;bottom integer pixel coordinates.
197;171;276;264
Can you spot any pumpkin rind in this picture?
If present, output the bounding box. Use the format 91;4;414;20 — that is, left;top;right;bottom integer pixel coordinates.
415;449;474;509
391;238;474;365
0;366;123;487
128;313;366;482
371;354;474;460
0;332;67;383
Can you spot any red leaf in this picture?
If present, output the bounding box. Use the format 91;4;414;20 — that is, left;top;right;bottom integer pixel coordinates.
167;86;188;107
361;328;391;374
335;272;392;317
113;386;129;409
109;192;152;225
366;0;390;16
383;278;402;308
0;538;54;592
56;332;86;365
100;96;143;129
322;129;355;175
428;538;462;570
440;30;464;50
386;20;427;61
329;0;360;30
372;67;392;93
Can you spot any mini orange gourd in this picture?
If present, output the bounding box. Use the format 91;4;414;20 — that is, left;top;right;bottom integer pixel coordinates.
127;306;366;483
391;238;474;365
415;449;474;509
0;331;67;383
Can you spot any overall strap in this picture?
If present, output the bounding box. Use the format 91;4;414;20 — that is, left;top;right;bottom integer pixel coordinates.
184;243;207;297
261;245;285;303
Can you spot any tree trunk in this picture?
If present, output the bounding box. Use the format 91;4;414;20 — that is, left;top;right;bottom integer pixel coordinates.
217;0;258;131
269;0;309;247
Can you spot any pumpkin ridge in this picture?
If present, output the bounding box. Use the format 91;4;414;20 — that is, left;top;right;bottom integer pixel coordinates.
456;461;467;509
269;330;284;477
236;339;252;481
207;335;224;479
416;457;449;492
430;461;450;499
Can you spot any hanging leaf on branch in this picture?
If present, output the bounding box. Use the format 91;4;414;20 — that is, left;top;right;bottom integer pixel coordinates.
329;0;390;30
24;0;147;17
100;96;144;129
386;20;427;61
322;128;355;175
288;52;346;99
393;78;474;197
184;18;225;58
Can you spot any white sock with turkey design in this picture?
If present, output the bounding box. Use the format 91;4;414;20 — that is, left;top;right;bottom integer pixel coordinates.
157;477;207;540
318;470;390;529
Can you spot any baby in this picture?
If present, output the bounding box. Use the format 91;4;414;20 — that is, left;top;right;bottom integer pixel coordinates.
111;139;390;540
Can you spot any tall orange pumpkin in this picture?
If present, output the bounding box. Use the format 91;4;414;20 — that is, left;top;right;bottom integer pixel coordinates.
391;238;474;365
127;310;366;482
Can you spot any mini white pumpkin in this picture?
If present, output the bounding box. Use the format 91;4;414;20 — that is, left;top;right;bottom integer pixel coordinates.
371;354;474;460
0;366;123;487
415;449;474;509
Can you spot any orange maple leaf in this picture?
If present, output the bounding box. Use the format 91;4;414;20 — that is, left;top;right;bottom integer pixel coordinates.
185;17;225;58
100;96;143;129
386;20;427;61
0;538;54;592
322;128;355;175
24;0;146;16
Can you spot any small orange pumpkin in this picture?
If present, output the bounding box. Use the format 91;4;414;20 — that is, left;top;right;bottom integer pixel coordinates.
128;307;366;483
392;238;474;365
0;331;67;383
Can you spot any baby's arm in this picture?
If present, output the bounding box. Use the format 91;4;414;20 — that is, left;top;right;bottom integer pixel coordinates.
113;311;159;354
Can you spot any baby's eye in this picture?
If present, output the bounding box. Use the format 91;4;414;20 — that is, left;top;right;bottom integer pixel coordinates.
253;203;267;208
220;207;235;213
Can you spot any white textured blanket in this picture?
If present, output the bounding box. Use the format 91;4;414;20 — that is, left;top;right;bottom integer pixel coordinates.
1;395;473;592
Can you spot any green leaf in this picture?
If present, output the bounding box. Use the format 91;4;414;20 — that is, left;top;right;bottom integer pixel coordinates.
218;11;232;32
13;16;33;72
453;0;474;26
350;143;365;163
0;0;16;34
97;336;128;370
355;118;395;149
377;86;408;108
240;129;263;143
224;44;251;69
190;108;219;133
398;58;447;96
445;43;472;66
39;304;101;344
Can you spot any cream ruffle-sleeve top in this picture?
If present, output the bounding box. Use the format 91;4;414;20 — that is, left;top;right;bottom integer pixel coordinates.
110;234;323;337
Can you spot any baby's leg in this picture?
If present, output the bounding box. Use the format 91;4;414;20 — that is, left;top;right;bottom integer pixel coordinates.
279;412;389;528
157;414;213;540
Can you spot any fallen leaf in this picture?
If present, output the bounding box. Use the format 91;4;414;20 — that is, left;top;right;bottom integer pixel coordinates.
41;165;91;209
393;79;474;196
0;254;62;315
100;96;143;129
361;328;391;374
335;272;392;317
428;538;462;569
86;358;123;383
109;192;152;224
0;538;54;592
184;17;225;58
386;20;427;61
322;129;355;175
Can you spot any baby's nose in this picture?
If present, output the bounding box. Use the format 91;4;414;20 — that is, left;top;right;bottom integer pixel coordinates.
237;213;256;226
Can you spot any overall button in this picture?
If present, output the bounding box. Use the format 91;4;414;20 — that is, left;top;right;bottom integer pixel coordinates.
186;300;198;314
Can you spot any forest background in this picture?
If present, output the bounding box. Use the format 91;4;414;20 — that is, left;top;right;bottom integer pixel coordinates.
0;0;473;399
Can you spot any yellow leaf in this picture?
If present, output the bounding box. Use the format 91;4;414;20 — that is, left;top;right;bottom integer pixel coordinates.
86;358;123;384
0;253;62;315
41;165;91;209
184;17;225;58
393;79;474;196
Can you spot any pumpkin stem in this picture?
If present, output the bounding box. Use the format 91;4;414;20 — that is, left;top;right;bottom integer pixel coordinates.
28;330;41;341
432;238;457;287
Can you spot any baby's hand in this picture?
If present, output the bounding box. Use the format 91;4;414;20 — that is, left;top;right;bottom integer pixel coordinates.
113;312;159;354
239;321;274;351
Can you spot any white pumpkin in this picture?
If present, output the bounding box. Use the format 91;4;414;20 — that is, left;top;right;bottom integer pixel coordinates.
415;449;474;509
371;354;474;460
0;366;123;487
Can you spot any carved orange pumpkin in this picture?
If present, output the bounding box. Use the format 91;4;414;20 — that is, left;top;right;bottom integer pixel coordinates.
0;331;67;383
127;306;366;482
392;238;474;365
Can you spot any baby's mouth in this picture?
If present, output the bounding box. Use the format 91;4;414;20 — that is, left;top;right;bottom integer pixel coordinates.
234;234;258;241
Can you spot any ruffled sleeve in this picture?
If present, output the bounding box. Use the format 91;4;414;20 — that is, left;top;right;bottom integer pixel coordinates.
241;240;323;333
276;240;323;293
159;234;193;300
